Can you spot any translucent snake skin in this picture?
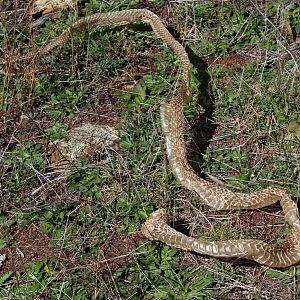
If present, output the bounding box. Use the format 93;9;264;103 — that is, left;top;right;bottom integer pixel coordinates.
13;9;300;268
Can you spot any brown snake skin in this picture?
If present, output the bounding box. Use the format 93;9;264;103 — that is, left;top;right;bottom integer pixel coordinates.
8;9;300;267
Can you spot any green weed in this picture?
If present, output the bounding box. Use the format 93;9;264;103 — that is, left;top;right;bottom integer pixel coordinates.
3;142;47;191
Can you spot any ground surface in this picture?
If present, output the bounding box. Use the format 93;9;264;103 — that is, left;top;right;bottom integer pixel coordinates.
0;0;300;299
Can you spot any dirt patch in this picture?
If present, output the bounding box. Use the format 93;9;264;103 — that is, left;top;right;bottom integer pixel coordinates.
231;209;284;241
0;223;146;281
177;198;285;243
87;232;146;279
206;52;249;70
0;223;71;276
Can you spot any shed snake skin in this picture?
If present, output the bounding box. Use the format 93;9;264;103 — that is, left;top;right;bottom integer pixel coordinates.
6;9;300;268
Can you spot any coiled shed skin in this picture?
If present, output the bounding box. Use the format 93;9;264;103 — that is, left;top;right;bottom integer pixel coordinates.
13;9;300;267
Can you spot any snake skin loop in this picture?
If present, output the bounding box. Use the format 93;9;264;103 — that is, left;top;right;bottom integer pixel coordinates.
11;9;300;268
